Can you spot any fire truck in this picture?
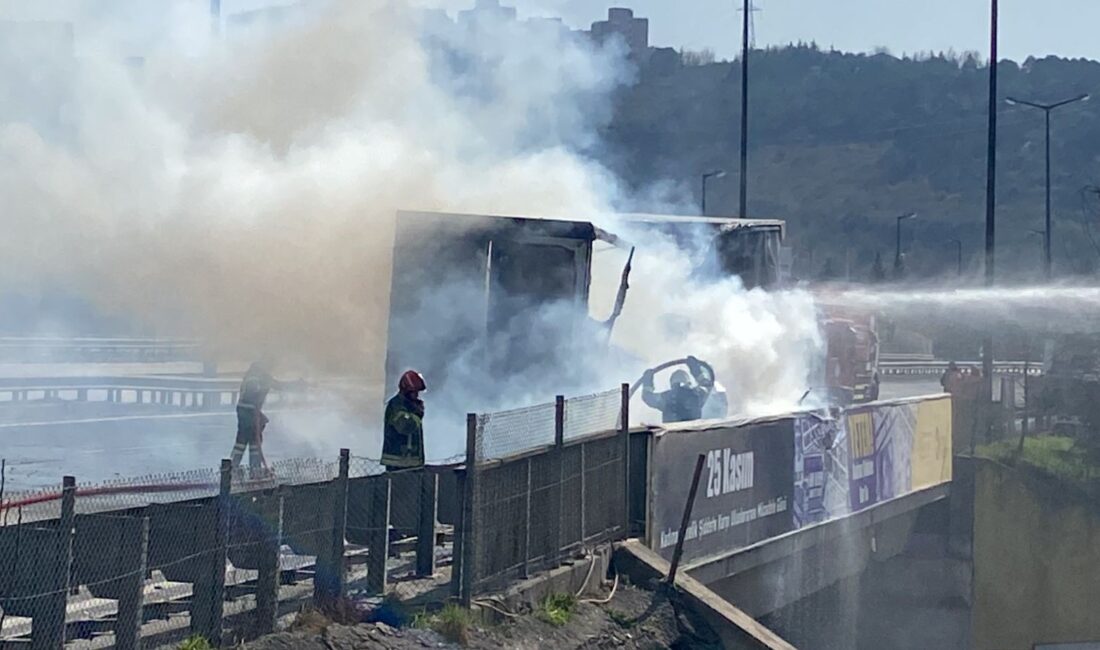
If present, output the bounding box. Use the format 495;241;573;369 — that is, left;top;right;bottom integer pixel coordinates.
816;304;880;405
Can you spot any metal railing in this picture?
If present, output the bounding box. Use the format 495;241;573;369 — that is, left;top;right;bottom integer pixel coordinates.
0;337;201;363
0;454;452;648
0;385;634;646
0;376;330;410
880;360;1043;378
454;386;631;602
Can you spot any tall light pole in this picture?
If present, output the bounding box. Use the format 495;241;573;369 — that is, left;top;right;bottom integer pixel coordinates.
949;238;963;276
211;0;221;36
982;0;998;403
1028;229;1046;269
738;0;750;218
1005;93;1090;279
894;212;917;274
701;169;726;216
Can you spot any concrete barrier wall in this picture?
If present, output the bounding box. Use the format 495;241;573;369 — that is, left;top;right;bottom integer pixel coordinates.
973;459;1100;650
647;395;953;567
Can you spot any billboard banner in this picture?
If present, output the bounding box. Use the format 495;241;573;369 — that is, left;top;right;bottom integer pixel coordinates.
649;418;794;564
794;413;834;527
871;403;916;501
845;395;953;514
911;396;952;490
794;411;851;526
846;407;878;511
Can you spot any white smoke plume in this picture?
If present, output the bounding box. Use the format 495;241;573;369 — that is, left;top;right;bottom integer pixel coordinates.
1;1;625;374
591;222;823;423
0;1;824;464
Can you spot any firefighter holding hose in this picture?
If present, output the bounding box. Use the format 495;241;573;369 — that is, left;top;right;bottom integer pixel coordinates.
231;359;303;473
641;356;716;423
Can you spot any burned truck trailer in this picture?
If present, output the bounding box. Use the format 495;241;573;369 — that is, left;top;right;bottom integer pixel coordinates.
384;210;605;412
616;214;786;291
625;215;878;406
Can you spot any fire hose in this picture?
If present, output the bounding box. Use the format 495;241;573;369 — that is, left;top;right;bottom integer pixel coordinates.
629;357;717;398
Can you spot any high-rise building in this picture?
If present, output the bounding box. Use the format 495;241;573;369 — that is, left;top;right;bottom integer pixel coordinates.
457;0;517;29
589;7;648;58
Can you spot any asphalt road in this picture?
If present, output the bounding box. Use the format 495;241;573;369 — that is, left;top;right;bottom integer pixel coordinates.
0;406;376;491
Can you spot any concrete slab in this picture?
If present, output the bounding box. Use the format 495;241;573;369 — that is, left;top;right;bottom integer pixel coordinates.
616;539;795;650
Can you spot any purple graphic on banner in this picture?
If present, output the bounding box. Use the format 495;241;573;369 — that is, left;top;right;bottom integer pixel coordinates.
793;415;832;527
873;404;915;500
846;408;877;511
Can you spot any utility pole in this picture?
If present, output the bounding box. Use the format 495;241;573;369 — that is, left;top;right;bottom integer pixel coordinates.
210;0;221;37
982;0;998;402
738;0;750;219
1005;93;1090;279
894;212;917;276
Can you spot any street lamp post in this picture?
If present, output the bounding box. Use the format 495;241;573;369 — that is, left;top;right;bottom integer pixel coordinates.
738;0;750;218
1028;229;1046;270
981;0;999;409
1005;93;1090;279
949;239;963;276
894;212;918;274
701;170;726;216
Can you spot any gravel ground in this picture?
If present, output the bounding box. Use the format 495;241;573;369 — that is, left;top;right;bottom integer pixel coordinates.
246;583;720;650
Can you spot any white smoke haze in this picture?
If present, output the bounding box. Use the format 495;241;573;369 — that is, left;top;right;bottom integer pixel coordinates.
1;0;826;462
591;222;823;422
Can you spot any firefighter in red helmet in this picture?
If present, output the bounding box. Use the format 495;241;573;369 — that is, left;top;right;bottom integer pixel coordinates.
382;370;427;470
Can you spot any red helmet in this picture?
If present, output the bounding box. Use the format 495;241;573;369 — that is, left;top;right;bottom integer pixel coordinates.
398;370;427;394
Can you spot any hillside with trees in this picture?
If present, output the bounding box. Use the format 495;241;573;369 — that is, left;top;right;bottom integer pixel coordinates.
600;45;1100;281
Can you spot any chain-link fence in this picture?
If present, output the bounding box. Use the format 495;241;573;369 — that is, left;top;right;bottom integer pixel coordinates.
0;386;632;645
454;385;631;601
0;451;459;648
475;387;625;461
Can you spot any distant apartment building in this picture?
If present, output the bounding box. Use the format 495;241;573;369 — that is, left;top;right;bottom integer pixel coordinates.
589;7;649;58
226;3;305;37
458;0;517;28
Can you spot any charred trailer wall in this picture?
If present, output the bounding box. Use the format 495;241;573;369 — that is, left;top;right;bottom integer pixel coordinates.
384;211;596;410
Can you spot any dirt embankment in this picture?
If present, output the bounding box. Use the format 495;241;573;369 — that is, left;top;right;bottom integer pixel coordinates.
246;584;719;650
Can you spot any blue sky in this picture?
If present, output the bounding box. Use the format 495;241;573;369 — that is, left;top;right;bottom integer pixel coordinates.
489;0;1100;62
3;0;1098;62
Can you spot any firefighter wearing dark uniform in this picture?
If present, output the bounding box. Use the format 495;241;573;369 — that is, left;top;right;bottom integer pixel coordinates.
231;361;283;471
642;356;715;424
382;370;427;471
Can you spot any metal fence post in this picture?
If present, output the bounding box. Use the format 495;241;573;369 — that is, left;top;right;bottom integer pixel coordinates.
32;476;76;650
365;476;391;596
416;469;438;578
450;468;467;598
620;382;631;536
315;449;350;606
193;460;231;645
554;395;565;565
520;457;532;579
580;440;587;543
459;413;478;605
114;516;148;650
60;475;76;594
667;454;706;584
253;494;281;637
